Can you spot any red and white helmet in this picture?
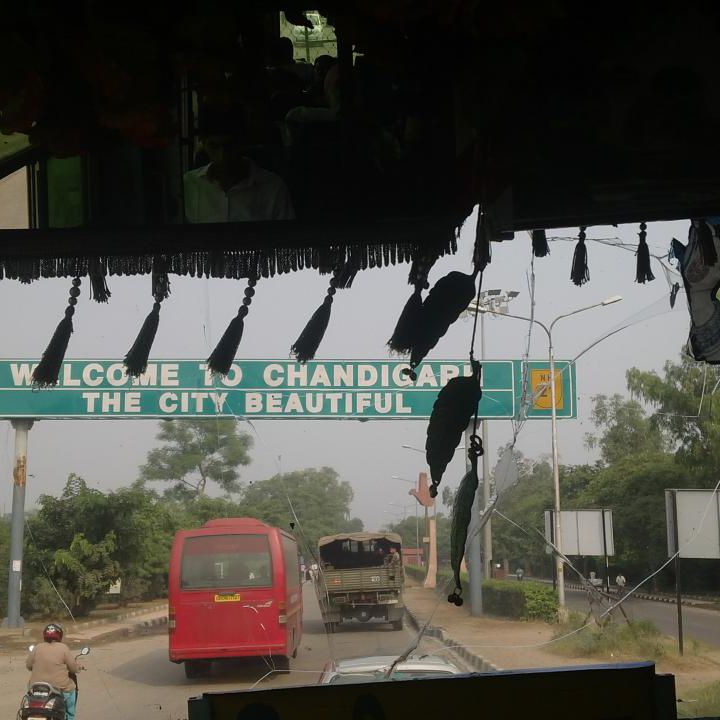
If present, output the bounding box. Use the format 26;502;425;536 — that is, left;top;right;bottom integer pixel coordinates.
43;623;64;643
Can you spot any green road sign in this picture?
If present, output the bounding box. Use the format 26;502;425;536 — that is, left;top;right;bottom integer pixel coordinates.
0;359;576;420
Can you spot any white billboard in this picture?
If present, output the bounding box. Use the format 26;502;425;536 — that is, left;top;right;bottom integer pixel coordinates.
544;509;614;557
666;489;720;560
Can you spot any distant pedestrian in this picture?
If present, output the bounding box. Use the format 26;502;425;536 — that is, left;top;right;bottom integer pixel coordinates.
515;568;524;581
615;573;626;597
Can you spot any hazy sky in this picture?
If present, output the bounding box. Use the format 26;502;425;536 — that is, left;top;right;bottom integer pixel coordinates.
0;175;691;529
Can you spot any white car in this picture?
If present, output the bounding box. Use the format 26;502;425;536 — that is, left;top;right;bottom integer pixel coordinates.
318;654;464;685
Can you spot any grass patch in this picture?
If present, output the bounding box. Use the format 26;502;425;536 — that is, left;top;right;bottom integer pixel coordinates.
677;679;720;718
550;613;666;660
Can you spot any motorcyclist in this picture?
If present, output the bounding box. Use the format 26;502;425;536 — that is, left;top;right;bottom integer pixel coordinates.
26;623;80;720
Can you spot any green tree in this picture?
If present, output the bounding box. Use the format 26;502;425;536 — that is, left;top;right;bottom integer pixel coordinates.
25;475;122;616
627;356;720;468
584;393;667;465
24;475;182;616
492;458;554;576
139;418;253;499
576;452;689;589
240;468;354;551
341;517;365;533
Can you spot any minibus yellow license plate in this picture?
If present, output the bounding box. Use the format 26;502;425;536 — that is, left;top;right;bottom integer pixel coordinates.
214;593;242;603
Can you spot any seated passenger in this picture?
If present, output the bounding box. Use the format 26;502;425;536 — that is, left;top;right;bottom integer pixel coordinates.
184;106;295;223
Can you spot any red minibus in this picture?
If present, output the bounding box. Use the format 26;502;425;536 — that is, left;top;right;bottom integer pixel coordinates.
168;518;303;678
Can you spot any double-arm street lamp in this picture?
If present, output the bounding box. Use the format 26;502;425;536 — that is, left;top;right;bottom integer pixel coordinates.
468;294;623;608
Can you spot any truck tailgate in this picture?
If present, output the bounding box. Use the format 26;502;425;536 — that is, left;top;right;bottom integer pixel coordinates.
323;567;403;592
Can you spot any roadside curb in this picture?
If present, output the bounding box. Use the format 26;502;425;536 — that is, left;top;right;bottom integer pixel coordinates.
74;614;168;644
532;578;720;610
68;602;168;632
404;606;501;674
561;581;719;610
0;604;169;651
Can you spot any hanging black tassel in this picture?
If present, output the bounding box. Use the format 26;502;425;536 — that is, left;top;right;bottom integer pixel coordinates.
405;271;477;379
425;360;482;497
151;257;172;301
670;282;680;309
32;278;81;387
124;259;170;377
207;278;257;375
532;229;549;258
570;227;590;286
635;222;655;283
89;259;111;303
447;434;483;607
387;257;434;355
473;210;491;273
291;276;337;363
693;220;718;267
124;302;160;377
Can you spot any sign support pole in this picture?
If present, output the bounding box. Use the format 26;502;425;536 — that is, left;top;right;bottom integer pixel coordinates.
468;423;483;615
4;418;34;628
670;490;684;655
601;509;610;594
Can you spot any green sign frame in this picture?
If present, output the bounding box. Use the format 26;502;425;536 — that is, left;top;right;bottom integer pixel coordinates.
0;359;576;420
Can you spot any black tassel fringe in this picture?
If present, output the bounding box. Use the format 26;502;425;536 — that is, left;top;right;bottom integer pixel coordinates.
207;279;257;375
570;227;590;286
32;312;74;387
670;282;680;309
291;295;333;363
635;222;655;283
532;229;549;258
32;278;81;387
124;303;160;377
89;260;111;302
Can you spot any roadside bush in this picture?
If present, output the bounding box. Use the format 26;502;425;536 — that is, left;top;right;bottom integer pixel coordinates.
551;613;665;659
404;565;425;583
482;579;558;622
404;565;468;597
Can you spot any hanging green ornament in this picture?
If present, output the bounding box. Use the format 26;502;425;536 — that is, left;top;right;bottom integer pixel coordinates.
447;433;484;607
425;359;482;497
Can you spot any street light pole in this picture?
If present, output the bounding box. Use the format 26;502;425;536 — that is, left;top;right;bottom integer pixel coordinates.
480;310;492;582
392;475;423;564
477;295;622;609
547;332;565;608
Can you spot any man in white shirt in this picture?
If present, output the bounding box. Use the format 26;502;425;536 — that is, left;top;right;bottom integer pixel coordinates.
184;109;295;223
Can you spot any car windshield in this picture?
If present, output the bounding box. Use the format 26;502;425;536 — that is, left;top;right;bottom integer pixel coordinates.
2;10;720;720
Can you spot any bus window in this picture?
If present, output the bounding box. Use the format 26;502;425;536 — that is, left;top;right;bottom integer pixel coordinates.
180;534;272;589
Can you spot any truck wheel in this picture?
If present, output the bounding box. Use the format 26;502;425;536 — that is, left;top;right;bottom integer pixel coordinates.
184;660;211;679
391;618;404;631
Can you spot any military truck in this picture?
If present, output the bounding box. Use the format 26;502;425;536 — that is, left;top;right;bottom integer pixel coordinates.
317;532;404;632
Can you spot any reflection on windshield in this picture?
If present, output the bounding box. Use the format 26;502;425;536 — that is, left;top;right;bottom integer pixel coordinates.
1;138;718;720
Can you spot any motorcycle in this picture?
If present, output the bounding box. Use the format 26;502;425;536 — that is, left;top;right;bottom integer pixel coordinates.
18;646;90;720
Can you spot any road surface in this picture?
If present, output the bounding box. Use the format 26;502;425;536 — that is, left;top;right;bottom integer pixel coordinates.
566;588;720;648
0;583;462;720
